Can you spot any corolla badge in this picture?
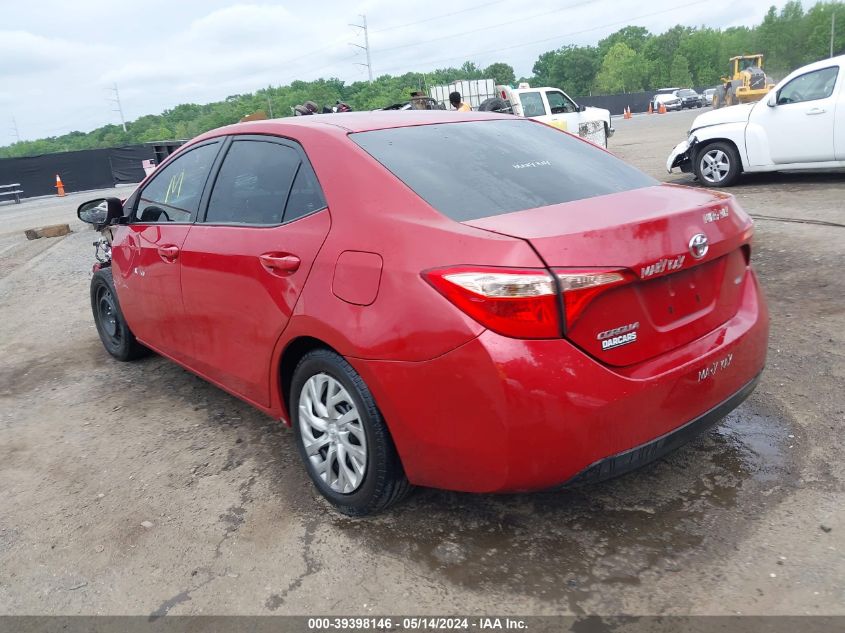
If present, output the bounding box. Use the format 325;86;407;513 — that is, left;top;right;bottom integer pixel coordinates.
689;233;709;259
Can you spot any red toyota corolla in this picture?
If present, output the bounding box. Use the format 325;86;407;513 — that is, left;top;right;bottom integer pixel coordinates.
77;111;768;515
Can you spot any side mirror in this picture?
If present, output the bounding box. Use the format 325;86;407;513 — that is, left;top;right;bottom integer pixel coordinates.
578;104;586;112
767;93;777;107
78;197;122;226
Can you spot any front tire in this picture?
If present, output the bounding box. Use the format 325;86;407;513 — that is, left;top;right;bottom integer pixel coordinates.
291;349;411;516
90;267;147;361
694;141;741;187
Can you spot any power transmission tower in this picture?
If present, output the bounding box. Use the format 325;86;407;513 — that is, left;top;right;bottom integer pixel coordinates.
10;117;20;143
109;82;128;132
350;14;373;83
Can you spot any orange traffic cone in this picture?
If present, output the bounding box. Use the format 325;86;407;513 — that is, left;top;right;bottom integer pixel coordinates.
648;102;653;114
659;102;667;114
626;106;632;119
55;174;65;197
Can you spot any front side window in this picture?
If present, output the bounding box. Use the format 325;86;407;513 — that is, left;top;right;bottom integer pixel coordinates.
518;92;546;117
545;90;577;115
778;67;839;105
205;139;326;225
351;119;656;222
135;142;219;223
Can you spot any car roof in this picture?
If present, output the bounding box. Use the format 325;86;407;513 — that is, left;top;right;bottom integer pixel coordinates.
206;110;512;136
787;54;844;76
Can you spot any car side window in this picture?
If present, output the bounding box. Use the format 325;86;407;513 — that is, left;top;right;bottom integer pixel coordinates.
135;142;219;223
778;67;839;105
518;92;547;117
206;140;302;225
284;161;327;223
204;139;327;225
545;90;577;115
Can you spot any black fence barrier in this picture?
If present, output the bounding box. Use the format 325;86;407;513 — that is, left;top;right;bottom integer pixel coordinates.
0;142;183;200
576;87;712;115
578;91;655;115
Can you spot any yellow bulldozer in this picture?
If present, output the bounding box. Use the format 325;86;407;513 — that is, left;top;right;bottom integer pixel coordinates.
713;54;776;109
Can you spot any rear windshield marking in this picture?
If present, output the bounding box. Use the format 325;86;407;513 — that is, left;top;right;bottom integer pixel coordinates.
350;119;656;222
513;160;552;169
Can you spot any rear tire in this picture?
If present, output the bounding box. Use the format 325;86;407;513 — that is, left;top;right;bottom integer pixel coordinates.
90;267;148;361
694;141;741;187
291;349;411;516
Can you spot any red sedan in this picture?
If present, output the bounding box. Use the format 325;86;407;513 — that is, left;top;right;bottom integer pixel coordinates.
77;111;768;515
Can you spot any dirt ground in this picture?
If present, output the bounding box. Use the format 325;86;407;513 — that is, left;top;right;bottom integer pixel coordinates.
0;109;843;616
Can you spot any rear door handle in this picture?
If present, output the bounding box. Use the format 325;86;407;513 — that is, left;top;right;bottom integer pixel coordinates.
157;245;180;262
259;253;301;274
805;107;826;115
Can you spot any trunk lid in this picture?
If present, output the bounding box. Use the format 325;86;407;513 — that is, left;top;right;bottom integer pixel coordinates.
464;185;754;366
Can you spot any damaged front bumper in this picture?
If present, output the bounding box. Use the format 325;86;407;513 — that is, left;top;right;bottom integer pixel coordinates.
666;136;697;173
579;119;612;145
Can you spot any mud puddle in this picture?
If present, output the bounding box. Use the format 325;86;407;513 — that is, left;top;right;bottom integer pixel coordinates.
327;397;799;612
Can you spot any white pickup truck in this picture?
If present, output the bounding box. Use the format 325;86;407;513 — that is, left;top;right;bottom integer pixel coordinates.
429;80;614;147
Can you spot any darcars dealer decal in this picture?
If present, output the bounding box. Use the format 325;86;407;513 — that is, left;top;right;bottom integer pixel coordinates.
597;322;639;350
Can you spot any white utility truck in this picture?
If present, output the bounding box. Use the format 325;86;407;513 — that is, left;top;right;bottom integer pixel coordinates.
429;80;614;147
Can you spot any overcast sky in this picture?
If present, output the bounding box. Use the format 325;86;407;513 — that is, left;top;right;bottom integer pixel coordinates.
1;0;792;143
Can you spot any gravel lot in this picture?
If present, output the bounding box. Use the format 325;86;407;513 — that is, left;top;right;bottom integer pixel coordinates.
0;109;843;616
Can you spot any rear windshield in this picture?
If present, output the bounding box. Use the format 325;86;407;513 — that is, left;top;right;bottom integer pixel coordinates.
350;119;656;221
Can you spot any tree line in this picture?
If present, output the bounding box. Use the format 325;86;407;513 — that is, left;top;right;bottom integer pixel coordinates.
2;1;842;159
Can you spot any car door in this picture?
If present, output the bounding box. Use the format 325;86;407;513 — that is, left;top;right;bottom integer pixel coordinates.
750;65;839;164
541;89;582;135
111;140;221;362
179;136;331;406
836;65;845;160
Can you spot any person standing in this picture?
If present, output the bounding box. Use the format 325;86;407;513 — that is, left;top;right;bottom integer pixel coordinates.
449;91;471;112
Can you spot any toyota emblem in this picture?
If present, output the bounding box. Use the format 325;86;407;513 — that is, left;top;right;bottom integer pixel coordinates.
689;233;709;259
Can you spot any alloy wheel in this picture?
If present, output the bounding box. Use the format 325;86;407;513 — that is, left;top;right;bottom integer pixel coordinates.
299;373;367;494
699;149;731;184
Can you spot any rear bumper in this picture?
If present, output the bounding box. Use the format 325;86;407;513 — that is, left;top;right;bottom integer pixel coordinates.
565;371;760;486
351;269;768;493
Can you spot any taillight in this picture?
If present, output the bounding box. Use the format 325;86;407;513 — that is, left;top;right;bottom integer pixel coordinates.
554;268;634;330
424;266;560;339
424;266;636;338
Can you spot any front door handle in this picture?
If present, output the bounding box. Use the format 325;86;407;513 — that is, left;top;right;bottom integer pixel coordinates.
805;107;826;115
157;245;180;262
259;253;301;274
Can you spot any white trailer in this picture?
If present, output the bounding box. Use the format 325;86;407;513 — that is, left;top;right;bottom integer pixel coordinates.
429;79;497;110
